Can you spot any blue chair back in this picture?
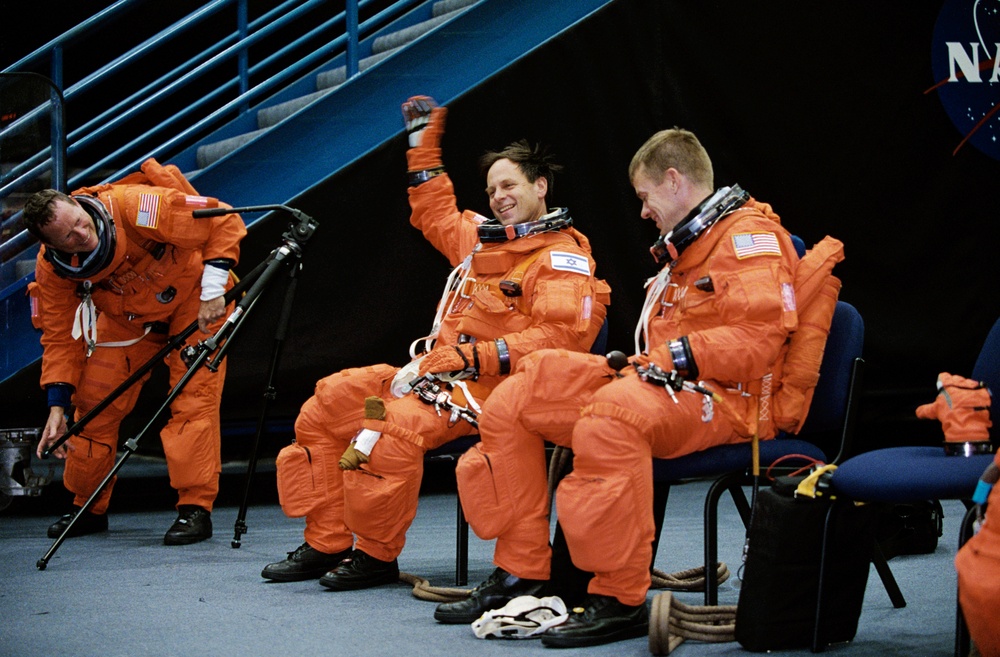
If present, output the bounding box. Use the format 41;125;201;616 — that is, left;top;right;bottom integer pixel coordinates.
790;234;807;258
971;316;1000;433
794;301;865;459
591;315;609;357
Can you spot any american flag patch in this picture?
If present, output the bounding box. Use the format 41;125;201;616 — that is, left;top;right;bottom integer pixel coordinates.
732;232;781;259
549;251;590;275
136;193;161;229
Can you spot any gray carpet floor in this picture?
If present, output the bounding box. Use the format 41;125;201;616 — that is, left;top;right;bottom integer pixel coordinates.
1;462;963;657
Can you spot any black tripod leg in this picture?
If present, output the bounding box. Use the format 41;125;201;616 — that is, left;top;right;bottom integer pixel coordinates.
36;342;217;570
36;440;140;570
232;263;300;548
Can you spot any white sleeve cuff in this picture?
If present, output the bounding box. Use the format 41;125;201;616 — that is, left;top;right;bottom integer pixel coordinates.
200;264;229;301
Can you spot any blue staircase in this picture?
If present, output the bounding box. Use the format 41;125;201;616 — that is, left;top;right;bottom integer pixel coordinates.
0;0;617;390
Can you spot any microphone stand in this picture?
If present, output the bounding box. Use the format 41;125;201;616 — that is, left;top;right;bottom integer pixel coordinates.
230;260;299;548
36;204;317;570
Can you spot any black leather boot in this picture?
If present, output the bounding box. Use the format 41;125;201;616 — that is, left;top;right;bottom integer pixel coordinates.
435;567;547;624
163;505;212;545
261;543;353;582
540;594;648;648
46;506;108;539
318;550;399;590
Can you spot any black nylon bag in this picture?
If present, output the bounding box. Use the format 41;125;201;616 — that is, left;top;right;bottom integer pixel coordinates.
735;484;875;651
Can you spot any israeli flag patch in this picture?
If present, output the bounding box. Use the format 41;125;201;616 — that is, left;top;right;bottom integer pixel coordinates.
549;251;590;276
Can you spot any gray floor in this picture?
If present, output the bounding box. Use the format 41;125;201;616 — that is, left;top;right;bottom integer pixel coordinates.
1;463;964;657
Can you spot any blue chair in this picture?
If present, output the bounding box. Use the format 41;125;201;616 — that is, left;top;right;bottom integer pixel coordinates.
828;315;1000;656
650;300;866;605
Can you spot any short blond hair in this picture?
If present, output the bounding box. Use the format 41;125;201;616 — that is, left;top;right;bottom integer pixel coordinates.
629;128;713;188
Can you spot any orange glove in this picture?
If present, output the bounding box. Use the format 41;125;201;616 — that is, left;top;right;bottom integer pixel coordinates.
403;95;447;171
418;342;501;378
915;372;992;443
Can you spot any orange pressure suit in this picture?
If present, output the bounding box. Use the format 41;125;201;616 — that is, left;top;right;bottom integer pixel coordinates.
31;159;245;513
955;452;1000;657
275;170;610;564
460;198;825;606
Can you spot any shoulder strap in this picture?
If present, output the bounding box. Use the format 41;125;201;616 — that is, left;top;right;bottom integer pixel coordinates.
502;247;550;294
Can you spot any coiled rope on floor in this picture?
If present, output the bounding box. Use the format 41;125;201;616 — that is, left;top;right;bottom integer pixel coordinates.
648;591;737;655
650;562;730;591
400;562;732;604
399;571;471;603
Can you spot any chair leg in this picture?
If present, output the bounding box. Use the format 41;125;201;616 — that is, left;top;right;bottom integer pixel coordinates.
955;506;977;657
456;497;468;586
811;501;842;653
704;473;742;606
871;543;906;608
956;590;970;657
650;481;670;568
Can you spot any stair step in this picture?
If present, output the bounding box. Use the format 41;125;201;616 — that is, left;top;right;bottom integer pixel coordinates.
372;7;461;54
256;88;333;129
194;0;480;170
196;128;269;169
432;0;479;16
315;47;400;90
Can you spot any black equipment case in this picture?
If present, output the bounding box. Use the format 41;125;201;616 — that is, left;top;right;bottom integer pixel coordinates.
735;478;876;652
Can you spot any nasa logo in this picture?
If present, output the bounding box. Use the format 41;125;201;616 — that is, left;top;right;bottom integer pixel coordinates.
929;0;1000;160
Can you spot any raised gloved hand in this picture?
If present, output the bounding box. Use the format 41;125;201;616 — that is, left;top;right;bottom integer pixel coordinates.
915;372;992;444
402;95;448;172
417;342;501;379
402;95;437;147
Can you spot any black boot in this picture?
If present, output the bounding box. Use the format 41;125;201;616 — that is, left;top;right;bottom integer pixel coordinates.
46;506;108;539
163;505;212;545
318;550;399;591
261;543;353;582
540;594;648;648
435;567;547;624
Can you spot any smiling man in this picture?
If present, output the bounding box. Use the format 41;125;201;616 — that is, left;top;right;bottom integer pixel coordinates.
23;160;246;546
434;128;843;647
261;96;610;589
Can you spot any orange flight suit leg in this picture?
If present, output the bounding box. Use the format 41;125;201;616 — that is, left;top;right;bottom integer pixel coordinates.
63;325;160;514
558;373;737;607
158;291;233;512
284;364;398;555
343;391;479;563
460;349;612;580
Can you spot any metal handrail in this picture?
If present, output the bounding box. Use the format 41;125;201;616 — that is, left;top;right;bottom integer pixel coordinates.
1;0;431;267
72;0;340;183
0;73;65;262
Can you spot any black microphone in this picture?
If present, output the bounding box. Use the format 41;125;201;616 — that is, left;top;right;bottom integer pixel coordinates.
606;350;629;371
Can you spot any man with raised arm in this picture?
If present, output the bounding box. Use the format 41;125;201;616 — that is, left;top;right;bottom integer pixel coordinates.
261;96;610;588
